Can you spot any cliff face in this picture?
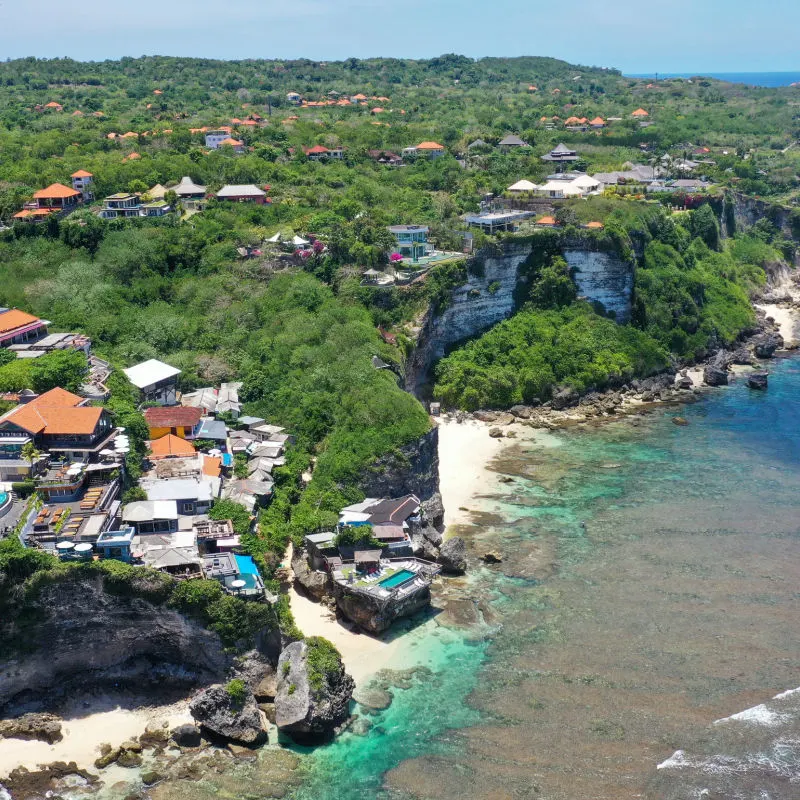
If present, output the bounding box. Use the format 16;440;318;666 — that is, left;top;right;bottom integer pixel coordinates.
333;582;432;634
563;247;634;322
357;426;440;502
405;238;635;395
0;578;229;711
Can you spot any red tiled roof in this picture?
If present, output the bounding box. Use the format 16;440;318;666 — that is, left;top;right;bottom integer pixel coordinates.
144;406;203;429
6;389;99;436
304;145;329;154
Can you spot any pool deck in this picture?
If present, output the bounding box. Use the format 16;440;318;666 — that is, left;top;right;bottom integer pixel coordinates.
332;557;441;599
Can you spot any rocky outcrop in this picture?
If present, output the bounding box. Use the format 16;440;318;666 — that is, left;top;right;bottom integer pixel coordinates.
703;364;729;386
438;537;467;574
189;684;267;746
275;639;354;743
357;426;440;501
170;723;202;748
753;332;783;358
232;651;279;701
291;548;332;600
333;582;432;634
0;712;62;744
563;246;634;322
748;372;769;390
0;577;229;712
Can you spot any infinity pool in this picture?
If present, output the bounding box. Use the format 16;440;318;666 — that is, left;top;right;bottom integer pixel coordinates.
379;568;416;589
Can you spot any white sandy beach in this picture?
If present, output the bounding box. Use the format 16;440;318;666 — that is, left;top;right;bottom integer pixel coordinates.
0;698;190;778
436;418;507;528
755;302;799;344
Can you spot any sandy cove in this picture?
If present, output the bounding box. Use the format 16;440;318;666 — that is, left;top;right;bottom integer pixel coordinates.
0;697;191;779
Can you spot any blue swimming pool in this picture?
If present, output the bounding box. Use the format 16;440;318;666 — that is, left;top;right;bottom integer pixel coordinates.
379;569;416;589
0;492;8;507
234;554;258;575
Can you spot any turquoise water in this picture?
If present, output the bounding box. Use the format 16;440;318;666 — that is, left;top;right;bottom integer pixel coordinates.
0;492;7;505
289;356;800;799
378;568;416;588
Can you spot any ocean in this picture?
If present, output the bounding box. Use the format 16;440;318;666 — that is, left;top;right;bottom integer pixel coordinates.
287;356;800;799
628;72;800;87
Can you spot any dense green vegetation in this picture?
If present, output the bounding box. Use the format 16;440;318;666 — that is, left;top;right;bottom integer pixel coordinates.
0;55;798;619
435;203;787;409
305;636;344;695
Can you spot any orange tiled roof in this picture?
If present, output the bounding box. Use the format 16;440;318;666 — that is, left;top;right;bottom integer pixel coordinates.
153;89;163;95
44;101;62;109
586;221;605;229
121;131;139;138
0;309;40;335
536;216;557;225
632;108;649;117
202;455;222;477
149;434;196;459
219;137;243;147
125;153;141;160
71;169;93;178
417;141;444;150
31;387;84;408
352;94;367;100
590;117;605;125
33;183;80;200
6;389;97;436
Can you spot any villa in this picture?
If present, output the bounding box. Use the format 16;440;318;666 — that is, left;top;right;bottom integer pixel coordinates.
465;209;534;234
100;193;141;219
173;176;207;199
0;387;117;464
14;183;81;221
541;143;579;166
122;500;179;535
71;170;94;201
498;134;530;151
404;141;445;159
388;225;431;262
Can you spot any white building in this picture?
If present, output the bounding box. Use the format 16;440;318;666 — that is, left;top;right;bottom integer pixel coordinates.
123;359;181;406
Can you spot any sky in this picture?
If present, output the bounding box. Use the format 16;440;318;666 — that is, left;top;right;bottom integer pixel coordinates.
1;0;799;74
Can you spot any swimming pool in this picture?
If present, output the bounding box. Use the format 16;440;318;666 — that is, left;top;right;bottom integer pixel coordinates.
378;569;416;589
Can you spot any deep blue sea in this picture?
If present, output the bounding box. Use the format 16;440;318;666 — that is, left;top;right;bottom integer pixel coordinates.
629;71;800;87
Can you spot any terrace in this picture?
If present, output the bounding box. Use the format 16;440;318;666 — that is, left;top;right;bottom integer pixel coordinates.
332;556;441;599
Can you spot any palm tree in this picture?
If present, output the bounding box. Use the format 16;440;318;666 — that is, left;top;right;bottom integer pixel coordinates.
21;441;41;477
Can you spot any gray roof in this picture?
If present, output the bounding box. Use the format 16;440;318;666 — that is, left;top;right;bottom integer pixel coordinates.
216;184;266;198
237;416;265;427
498;134;529;147
197;419;228;441
173;176;206;197
467;139;488;149
305;531;337;546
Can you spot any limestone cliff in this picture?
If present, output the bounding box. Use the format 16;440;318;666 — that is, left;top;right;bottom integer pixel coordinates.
405;237;635;396
0;577;229;711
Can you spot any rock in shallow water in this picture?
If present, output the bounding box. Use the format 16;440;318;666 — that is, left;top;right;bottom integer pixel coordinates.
747;372;768;390
438;537;467;574
0;712;63;744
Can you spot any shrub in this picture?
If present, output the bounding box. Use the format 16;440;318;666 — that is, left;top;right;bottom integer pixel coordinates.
225;678;247;707
305;636;342;694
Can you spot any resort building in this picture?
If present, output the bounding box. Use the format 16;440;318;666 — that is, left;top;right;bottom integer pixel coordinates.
465;209;534;234
203;551;265;597
0;387;117;464
541;143;579;167
367;150;403;166
122;500;179;535
388;225;432;262
507;179;539;194
404;141;445;159
141;476;218;516
14;183;81;221
173;176;207;200
123;359;181;406
498;134;530;151
100;193;141;219
216;185;267;203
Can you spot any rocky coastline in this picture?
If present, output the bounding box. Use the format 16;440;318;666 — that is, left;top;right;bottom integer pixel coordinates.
446;304;795;435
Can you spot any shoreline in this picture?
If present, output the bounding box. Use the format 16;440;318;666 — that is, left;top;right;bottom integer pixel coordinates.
0;696;191;779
